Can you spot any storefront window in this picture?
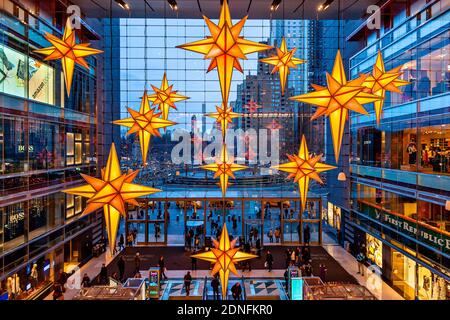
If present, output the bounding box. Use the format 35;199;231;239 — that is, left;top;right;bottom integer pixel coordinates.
1;116;26;174
0;44;55;105
1;202;25;251
392;250;416;300
28;120;61;170
366;234;383;268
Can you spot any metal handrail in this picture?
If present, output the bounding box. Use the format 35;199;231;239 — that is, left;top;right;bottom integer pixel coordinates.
241;275;246;300
201;276;207;300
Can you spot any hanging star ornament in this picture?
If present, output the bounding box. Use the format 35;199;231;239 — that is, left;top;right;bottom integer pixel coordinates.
176;0;272;105
260;37;305;95
148;72;189;121
201;144;247;195
207;104;240;134
113;90;176;165
243;98;262;113
34;19;102;96
289;50;382;162
362;50;409;125
272;135;336;213
63;143;161;254
192;223;256;299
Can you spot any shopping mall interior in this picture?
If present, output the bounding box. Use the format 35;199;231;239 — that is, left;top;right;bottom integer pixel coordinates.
0;0;449;303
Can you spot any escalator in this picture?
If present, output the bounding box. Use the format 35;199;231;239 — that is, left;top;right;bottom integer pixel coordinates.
203;276;246;300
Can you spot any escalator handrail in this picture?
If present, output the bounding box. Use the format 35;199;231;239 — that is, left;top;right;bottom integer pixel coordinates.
241;275;247;300
202;276;208;300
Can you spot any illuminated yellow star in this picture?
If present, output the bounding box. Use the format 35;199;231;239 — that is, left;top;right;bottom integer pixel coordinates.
201;144;247;195
113;90;176;165
272;135;335;213
260;37;305;95
362;50;409;125
192;223;256;298
207;104;240;134
34;19;102;96
176;0;272;105
289;50;381;162
148;72;189;121
63;143;160;254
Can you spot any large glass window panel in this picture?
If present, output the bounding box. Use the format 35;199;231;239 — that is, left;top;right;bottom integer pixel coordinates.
2;202;25;251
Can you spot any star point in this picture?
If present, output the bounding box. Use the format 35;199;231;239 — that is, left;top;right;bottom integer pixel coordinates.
113;90;176;165
362;50;409;125
207;104;240;134
200;144;247;195
63;143;161;254
289;50;382;162
192;224;256;298
272;135;335;213
148;72;189;120
34;19;102;96
260;37;305;95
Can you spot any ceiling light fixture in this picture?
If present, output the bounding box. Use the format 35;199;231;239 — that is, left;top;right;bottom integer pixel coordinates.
271;0;282;12
318;0;334;12
167;0;178;11
115;0;130;10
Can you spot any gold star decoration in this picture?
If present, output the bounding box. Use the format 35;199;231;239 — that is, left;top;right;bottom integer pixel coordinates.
34;19;102;96
148;72;189;121
192;223;256;299
63;143;161;254
176;0;272;105
113;90;176;165
362;50;409;125
289;50;381;162
260;37;305;95
272;135;336;213
201;144;247;195
207;104;240;134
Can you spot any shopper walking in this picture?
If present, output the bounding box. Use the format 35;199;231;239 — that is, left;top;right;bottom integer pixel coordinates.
99;263;108;284
118;234;125;250
191;253;197;271
81;273;91;288
231;282;242;300
265;250;274;272
117;256;125;281
267;229;274;243
319;264;328;282
159;256;168;280
211;275;220;300
184;271;192;296
304;224;311;244
357;248;366;276
134;252;141;274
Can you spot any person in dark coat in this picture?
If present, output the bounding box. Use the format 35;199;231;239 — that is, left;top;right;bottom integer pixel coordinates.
265;250;274;272
117;256;125;281
231;282;242;300
211;275;220;300
184;271;192;296
134;252;141;274
99;263;108;284
159;256;168;280
304;224;311;244
191;253;197;271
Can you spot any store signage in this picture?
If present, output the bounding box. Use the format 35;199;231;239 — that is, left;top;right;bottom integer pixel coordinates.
368;207;450;254
18;145;34;153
